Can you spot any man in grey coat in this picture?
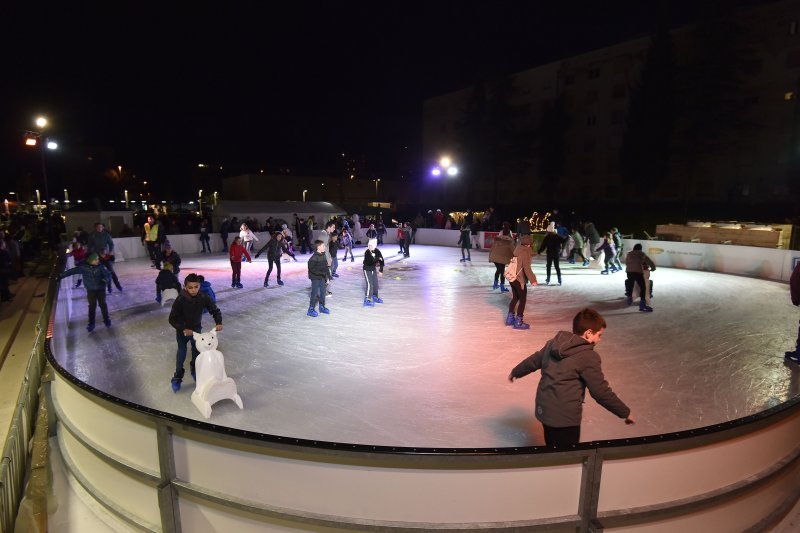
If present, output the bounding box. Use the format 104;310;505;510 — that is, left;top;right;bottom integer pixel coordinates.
508;308;635;447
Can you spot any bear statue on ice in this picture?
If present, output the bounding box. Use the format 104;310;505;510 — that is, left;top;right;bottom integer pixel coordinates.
190;329;243;419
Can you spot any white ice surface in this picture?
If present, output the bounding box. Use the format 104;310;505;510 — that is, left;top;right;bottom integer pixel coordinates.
50;245;800;448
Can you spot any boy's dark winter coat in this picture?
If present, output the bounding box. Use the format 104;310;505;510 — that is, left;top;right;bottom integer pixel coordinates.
156;270;181;292
538;233;565;256
510;331;630;428
363;249;384;272
168;291;221;332
307;251;330;280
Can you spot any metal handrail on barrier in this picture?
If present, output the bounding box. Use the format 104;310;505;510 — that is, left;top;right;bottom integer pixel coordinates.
33;252;800;532
0;257;57;533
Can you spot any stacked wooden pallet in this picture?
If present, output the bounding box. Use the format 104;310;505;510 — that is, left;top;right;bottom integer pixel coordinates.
655;223;792;248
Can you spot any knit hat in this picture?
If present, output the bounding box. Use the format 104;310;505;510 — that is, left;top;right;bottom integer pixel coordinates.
86;252;99;263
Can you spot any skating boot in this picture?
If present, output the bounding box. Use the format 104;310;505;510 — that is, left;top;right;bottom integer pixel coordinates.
626;296;632;305
319;306;331;314
600;270;609;275
277;280;284;286
505;312;515;326
639;302;653;312
372;296;383;304
492;282;499;290
363;297;374;307
171;369;185;393
231;282;236;288
500;284;509;293
86;323;95;332
582;260;590;266
567;259;575;264
307;306;319;317
104;319;112;328
785;350;800;363
263;280;269;288
513;315;531;330
236;283;244;289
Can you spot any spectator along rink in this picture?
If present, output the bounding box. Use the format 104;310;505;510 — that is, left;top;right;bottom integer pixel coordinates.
49;245;799;448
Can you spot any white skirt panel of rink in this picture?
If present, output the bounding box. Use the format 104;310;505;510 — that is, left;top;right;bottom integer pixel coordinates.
50;245;800;448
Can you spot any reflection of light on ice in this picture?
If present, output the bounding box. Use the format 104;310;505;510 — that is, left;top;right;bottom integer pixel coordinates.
50;246;800;448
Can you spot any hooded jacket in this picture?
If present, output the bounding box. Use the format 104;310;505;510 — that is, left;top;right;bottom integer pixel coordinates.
488;234;515;264
510;331;630;427
60;263;111;291
538;232;566;256
625;249;656;274
168;290;222;332
512;242;537;285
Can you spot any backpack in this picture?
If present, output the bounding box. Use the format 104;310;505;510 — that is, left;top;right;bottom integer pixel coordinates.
504;256;519;283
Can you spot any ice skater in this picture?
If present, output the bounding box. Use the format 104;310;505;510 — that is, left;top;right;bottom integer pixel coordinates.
595;233;618;274
168;273;223;392
68;241;86;287
458;223;472;262
255;231;285;287
362;238;385;307
197;274;216;313
307;239;331;317
239;223;258;255
341;228;355;262
228;236;251;288
538;222;566;285
508;308;635;447
488;223;514;292
162;242;181;277
58;253;112;332
329;231;340;278
786;261;800;363
506;235;538;330
624;243;655;312
567;227;589;266
155;262;181;303
99;247;124;293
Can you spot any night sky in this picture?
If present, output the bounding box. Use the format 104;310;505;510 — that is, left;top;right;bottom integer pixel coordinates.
1;1;759;198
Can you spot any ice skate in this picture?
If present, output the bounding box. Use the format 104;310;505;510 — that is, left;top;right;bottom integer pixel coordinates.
307;306;318;317
263;280;269;288
363;298;374;307
277;280;284;286
236;283;243;289
171;369;185;393
626;296;632;305
104;319;111;328
86;323;95;332
319;306;330;314
505;312;515;326
492;282;499;290
639;303;654;312
500;284;509;293
785;350;800;363
372;296;383;304
513;316;530;330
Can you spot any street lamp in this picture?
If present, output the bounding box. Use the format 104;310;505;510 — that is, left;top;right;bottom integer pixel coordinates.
24;117;57;216
198;189;203;215
373;178;381;199
302;189;308;202
124;190;129;209
430;156;458;178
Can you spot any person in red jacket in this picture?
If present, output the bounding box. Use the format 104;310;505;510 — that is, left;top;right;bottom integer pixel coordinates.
786;261;800;362
228;236;251;289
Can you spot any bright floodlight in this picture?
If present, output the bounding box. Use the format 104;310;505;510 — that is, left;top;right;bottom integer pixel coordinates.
25;137;38;146
439;157;451;168
47;141;58;150
447;166;458;176
35;117;47;128
431;167;442;176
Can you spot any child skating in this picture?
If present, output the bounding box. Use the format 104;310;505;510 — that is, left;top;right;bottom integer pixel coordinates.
168;273;223;392
362;238;385;307
58;252;112;332
229;236;251;288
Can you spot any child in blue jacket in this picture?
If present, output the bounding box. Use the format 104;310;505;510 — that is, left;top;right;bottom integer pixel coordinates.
58;253;112;331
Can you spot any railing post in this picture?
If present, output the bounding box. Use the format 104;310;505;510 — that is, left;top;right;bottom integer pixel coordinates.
156;424;181;533
578;450;604;532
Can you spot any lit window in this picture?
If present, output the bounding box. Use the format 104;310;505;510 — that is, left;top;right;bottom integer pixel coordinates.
785;91;794;101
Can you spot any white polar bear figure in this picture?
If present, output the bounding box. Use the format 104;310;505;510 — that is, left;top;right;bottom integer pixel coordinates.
161;288;179;307
190;330;243;419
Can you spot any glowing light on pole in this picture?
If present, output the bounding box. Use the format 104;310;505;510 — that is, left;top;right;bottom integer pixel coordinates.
302;189;308;202
198;189;203;214
124;190;129;208
35;117;47;128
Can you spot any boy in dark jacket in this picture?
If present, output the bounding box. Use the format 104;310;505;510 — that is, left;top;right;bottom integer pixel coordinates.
155;262;181;303
458;224;472;262
362;238;385;306
307;240;331;317
508;308;635;447
538;223;566;285
168;273;222;392
786;261;800;362
197;274;216;309
58;253;112;332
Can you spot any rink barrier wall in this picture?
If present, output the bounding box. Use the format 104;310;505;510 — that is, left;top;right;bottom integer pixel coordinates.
43;269;800;532
0;257;56;533
106;232;797;282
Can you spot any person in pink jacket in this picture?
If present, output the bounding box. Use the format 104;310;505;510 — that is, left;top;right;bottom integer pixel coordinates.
786;261;800;363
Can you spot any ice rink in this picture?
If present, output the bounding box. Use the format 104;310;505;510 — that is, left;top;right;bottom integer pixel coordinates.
50;244;800;448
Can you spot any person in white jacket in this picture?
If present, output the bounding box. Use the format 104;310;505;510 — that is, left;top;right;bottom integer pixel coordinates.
239;223;258;254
